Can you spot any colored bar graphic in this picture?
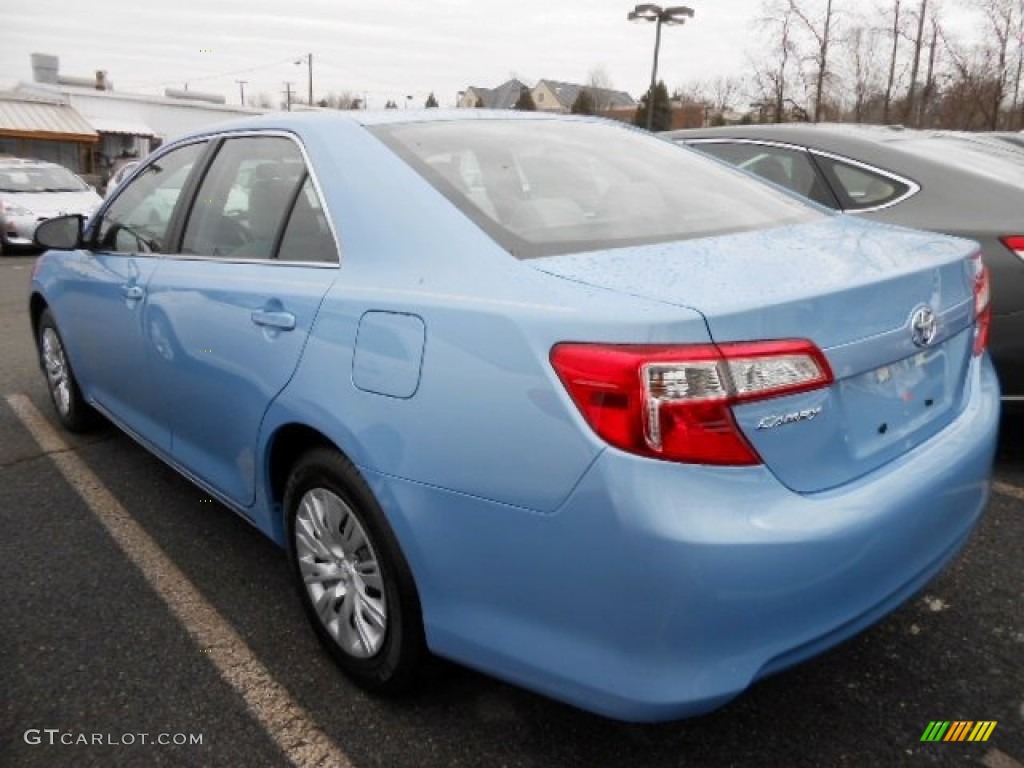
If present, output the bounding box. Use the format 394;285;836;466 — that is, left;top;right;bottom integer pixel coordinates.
921;722;950;742
921;721;997;742
945;721;972;741
968;722;998;742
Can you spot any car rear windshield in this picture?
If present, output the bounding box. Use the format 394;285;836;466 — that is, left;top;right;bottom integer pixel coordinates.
894;137;1024;186
0;165;88;193
371;119;824;259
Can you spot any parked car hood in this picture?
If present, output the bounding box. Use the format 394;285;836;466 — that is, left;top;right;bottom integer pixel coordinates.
1;189;102;217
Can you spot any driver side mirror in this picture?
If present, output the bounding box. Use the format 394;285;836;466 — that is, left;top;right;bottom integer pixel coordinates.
34;215;86;250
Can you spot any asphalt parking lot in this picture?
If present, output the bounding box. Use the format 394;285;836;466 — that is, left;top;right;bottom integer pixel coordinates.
0;251;1021;768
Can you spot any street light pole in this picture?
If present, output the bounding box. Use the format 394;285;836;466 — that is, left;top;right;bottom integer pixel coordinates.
627;4;695;131
307;53;313;105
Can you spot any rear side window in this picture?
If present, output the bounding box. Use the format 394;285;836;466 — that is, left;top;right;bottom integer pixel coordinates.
277;177;337;263
689;141;837;208
813;155;912;211
373;120;823;259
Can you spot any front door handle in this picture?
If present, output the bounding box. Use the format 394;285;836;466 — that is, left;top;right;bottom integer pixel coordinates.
251;309;296;331
122;285;144;300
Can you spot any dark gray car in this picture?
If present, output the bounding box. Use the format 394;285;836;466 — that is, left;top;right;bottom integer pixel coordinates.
666;124;1024;403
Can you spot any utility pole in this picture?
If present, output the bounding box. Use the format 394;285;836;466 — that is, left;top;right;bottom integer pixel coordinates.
283;81;294;112
236;80;247;106
295;53;313;105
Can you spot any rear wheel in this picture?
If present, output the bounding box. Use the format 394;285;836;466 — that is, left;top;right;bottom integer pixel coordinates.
37;308;98;432
285;448;425;694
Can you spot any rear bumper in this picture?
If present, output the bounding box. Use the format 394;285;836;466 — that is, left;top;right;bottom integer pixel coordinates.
374;355;1000;722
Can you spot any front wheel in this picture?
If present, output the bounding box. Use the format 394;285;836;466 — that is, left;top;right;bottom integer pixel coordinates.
285;448;425;694
37;308;98;432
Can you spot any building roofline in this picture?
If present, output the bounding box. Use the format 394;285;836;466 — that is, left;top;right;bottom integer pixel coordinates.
17;81;266;114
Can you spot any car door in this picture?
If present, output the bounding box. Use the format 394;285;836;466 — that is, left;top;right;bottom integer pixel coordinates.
145;133;339;507
65;140;207;450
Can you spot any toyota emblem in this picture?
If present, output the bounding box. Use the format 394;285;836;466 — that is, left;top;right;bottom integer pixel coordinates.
910;306;938;348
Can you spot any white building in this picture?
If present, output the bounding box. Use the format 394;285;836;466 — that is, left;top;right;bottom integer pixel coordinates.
14;53;266;185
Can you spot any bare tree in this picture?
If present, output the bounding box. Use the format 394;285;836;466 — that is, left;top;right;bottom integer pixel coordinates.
586;66;616;112
248;92;276;109
940;0;1022;129
844;24;885;121
918;15;942;126
751;0;802;121
903;0;929;123
883;0;904;122
789;0;840;121
979;0;1020;129
320;91;361;110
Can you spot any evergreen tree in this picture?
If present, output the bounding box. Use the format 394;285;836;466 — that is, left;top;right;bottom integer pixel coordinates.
425;92;439;108
571;89;597;115
633;80;672;131
514;86;537;111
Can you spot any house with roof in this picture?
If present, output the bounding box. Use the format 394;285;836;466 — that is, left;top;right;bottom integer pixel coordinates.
530;80;636;114
0;90;98;175
457;79;528;109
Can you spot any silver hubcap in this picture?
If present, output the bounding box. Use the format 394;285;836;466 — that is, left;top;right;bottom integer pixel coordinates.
294;488;387;658
41;328;71;416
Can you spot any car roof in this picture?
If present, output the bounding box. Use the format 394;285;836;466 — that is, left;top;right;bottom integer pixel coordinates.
172;108;610;144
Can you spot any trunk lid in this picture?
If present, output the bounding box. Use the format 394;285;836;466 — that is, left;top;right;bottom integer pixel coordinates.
533;218;978;492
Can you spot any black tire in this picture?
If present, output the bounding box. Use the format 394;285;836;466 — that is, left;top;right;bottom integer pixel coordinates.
37;308;99;432
284;447;425;694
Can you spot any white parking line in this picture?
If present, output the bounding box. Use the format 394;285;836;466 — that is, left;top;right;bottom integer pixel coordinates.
6;394;352;768
993;481;1024;503
982;749;1024;768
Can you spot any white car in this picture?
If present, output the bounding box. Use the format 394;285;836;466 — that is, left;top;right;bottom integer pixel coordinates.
0;159;102;255
104;160;140;198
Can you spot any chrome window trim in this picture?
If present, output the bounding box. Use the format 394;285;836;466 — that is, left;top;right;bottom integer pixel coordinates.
124;128;342;269
682;137;922;213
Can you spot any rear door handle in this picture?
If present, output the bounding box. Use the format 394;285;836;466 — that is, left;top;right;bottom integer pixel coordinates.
122;285;144;300
250;309;296;331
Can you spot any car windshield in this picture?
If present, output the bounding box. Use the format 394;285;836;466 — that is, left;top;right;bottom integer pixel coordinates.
372;119;823;259
0;165;88;193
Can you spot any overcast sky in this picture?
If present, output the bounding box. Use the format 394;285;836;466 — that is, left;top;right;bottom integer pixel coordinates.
3;0;981;109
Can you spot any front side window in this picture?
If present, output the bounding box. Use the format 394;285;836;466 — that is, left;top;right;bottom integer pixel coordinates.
374;120;823;259
182;136;305;259
94;142;206;253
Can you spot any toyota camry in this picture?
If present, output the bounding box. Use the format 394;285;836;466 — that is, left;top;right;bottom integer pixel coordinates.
29;111;999;721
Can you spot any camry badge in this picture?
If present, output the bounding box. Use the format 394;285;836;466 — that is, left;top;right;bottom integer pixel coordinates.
910;306;937;348
757;406;823;430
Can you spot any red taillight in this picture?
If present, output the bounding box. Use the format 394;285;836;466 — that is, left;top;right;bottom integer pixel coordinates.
1000;235;1024;262
970;251;991;356
550;340;833;466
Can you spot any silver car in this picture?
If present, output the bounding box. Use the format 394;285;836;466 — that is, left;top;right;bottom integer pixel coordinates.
0;159;102;255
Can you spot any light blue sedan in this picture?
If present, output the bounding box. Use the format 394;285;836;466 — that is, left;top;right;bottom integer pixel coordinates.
29;110;999;722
